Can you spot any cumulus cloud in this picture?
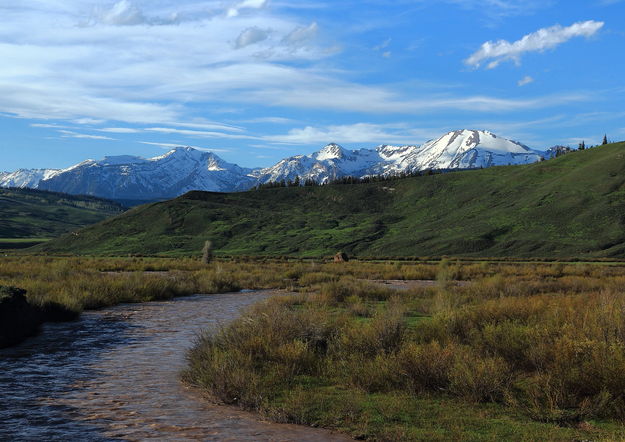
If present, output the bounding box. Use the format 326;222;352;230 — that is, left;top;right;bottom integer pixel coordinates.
518;76;534;87
235;27;272;49
466;20;604;69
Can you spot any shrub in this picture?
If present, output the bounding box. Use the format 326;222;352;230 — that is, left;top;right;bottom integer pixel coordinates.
396;341;456;393
448;349;511;403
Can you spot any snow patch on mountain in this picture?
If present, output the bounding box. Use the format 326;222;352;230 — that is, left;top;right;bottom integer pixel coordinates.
0;168;61;188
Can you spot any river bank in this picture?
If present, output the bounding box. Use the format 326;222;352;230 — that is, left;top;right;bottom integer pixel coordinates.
0;256;444;348
0;291;350;440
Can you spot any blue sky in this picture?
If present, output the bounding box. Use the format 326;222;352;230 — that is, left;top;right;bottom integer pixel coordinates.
1;0;624;171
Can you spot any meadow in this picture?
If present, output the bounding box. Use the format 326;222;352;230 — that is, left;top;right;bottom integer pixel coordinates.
5;256;625;439
183;259;625;440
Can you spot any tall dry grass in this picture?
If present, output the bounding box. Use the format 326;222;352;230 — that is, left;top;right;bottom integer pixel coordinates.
184;261;625;425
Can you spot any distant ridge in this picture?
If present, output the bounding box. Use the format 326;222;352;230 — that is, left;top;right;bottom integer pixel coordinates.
1;130;544;200
0;188;124;248
38;142;625;259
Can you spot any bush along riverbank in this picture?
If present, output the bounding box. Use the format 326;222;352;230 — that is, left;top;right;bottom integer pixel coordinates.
184;270;625;441
0;286;78;348
0;258;247;348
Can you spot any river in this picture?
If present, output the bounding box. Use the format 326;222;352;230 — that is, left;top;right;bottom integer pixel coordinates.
0;291;349;441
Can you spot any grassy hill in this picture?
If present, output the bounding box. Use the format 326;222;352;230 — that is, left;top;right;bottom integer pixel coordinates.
38;141;625;259
0;188;124;249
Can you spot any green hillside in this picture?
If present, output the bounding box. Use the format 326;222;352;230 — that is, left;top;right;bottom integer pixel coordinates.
38;142;625;258
0;188;124;249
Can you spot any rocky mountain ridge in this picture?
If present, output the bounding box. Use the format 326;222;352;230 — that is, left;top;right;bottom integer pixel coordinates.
1;130;546;200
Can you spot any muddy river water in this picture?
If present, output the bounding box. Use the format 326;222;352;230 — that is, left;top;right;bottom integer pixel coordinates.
0;291;349;441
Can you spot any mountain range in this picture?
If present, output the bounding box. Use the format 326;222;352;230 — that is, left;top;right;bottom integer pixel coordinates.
1;129;546;200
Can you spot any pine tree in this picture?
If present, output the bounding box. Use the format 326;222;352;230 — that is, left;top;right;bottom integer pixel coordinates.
602;134;608;145
579;141;586;150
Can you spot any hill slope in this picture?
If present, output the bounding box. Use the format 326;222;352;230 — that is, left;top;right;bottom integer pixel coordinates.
38;142;625;259
0;188;124;249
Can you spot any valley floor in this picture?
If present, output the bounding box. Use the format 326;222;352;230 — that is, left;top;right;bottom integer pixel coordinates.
3;256;625;440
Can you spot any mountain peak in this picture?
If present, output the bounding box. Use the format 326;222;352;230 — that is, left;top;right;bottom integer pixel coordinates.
316;143;347;161
152;146;205;162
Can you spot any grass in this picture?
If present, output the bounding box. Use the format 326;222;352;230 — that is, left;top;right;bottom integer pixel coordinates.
0;187;124;245
183;259;625;440
35;141;625;259
0;238;51;250
0;238;52;243
6;256;625;438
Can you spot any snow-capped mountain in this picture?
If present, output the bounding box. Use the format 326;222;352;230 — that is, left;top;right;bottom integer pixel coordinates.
1;130;546;200
253;130;543;184
250;143;395;184
36;147;256;200
401;129;541;170
0;168;61;188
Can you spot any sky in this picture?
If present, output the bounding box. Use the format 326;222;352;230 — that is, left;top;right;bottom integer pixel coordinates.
1;0;624;171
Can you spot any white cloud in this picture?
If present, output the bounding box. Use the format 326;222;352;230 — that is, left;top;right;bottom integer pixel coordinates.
145;127;256;140
466;20;604;69
227;0;268;18
517;76;534;87
97;127;142;133
139;141;231;152
264;123;439;145
0;1;598;137
0;1;327;125
93;0;146;26
31;123;69;129
242;116;297;124
235;27;272;49
58;129;115;140
73;118;106;125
